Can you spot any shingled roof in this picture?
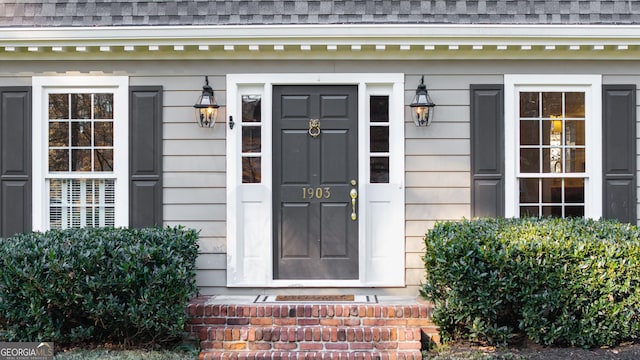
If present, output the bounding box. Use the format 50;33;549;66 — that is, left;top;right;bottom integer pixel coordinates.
1;0;640;27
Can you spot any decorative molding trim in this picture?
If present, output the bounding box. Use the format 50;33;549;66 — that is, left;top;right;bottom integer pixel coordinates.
3;24;640;60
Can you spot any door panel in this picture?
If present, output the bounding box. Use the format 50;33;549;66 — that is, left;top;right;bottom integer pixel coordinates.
321;130;350;183
281;203;311;257
281;131;309;183
273;85;358;280
320;203;350;257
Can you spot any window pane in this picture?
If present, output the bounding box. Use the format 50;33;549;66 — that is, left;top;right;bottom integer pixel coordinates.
71;121;92;146
72;149;92;171
94;149;113;171
519;178;539;203
94;94;113;119
542;120;563;146
49;179;63;228
49;94;69;119
518;89;589;220
565;92;585;118
242;127;261;153
370;126;389;152
520;120;539;145
49;179;115;229
370;157;389;183
565;120;585;146
520;148;539;173
71;94;91;119
542;92;562;118
565;206;584;217
566;148;585;172
542;206;562;217
94;122;114;147
49;149;69;171
542;178;562;203
242;95;261;122
370;96;389;122
242;157;261;183
565;178;584;203
520;206;539;217
543;148;563;173
49;122;69;147
520;92;539;117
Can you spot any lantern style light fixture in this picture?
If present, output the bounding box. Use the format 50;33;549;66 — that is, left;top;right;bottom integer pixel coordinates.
194;76;220;128
409;76;436;126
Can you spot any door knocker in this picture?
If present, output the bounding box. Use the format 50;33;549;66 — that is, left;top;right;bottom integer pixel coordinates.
308;119;321;138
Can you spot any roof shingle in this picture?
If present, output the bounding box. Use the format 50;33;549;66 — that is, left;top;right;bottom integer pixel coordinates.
1;0;640;27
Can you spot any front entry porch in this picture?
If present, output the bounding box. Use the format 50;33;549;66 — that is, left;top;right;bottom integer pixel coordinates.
186;295;438;359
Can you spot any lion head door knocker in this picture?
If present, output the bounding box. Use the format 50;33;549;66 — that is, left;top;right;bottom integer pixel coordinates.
308;119;321;138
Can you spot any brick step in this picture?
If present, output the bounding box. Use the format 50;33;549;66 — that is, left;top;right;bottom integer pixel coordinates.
200;350;423;360
188;301;434;321
186;296;438;359
199;325;422;351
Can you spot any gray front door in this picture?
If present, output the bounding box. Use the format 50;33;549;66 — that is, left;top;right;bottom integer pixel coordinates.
273;85;359;279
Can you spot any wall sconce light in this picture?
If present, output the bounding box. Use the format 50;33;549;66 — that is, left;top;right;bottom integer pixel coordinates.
409;75;436;126
193;76;220;128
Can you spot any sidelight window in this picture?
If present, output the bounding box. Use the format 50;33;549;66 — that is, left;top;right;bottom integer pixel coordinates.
369;95;390;183
241;95;262;183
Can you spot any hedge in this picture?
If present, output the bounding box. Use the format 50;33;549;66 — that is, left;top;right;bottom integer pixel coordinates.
421;217;640;348
0;226;199;346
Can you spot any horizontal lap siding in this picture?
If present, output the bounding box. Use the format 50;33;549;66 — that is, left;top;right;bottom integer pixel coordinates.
141;69;480;295
132;75;229;293
2;61;640;295
403;74;475;294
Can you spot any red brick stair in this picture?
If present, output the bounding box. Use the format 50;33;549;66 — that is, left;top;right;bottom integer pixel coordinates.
186;296;439;359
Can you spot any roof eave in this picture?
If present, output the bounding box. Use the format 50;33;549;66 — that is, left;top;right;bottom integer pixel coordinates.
3;24;640;60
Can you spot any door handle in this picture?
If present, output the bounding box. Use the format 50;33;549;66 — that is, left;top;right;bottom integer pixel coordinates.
350;188;358;221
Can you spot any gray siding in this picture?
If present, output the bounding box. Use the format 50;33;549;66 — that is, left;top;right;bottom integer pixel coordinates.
2;60;640;296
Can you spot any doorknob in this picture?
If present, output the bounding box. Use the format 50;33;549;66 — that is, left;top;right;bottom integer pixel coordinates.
350;188;358;221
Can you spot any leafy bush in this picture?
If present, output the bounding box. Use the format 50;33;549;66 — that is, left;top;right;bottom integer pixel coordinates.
421;217;640;348
0;226;199;346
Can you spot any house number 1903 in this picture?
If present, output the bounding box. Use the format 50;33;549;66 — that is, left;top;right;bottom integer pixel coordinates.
302;187;331;199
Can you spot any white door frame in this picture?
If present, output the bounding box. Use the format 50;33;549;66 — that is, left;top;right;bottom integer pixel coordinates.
226;73;405;287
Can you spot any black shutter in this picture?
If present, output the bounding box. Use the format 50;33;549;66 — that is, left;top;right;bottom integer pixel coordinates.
603;85;636;223
129;86;163;228
470;85;504;217
0;87;31;237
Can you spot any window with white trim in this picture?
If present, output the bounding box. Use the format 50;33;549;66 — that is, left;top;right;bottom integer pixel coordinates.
505;75;602;219
33;77;129;230
368;95;390;183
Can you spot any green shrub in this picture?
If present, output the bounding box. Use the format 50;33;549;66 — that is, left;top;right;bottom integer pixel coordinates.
421;217;640;348
0;226;199;347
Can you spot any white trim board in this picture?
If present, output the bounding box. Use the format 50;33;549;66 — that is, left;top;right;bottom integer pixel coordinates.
3;24;640;60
